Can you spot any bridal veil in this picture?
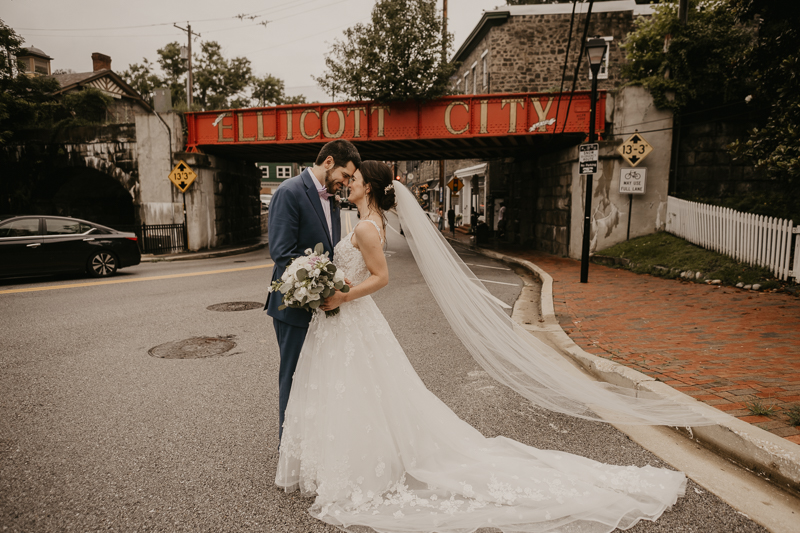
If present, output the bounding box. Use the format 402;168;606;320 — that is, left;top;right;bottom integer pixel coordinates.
394;183;712;427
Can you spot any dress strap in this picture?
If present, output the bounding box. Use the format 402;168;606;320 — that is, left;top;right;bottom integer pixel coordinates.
357;219;384;243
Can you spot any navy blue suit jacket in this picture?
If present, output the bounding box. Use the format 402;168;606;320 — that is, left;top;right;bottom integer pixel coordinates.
266;168;342;327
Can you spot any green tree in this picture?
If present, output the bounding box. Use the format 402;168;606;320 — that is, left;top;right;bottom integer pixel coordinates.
0;19;63;143
120;58;162;106
156;42;187;106
251;74;307;106
622;0;755;112
193;41;253;109
316;0;456;102
728;0;799;209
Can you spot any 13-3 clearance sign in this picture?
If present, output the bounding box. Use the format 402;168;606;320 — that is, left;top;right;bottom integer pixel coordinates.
185;91;605;150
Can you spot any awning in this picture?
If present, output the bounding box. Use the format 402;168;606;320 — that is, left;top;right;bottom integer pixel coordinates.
454;163;487;180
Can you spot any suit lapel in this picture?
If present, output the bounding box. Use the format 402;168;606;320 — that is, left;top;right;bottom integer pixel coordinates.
331;201;341;246
302;169;333;248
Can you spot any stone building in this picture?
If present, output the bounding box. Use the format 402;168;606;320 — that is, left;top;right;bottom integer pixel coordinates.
17;46;53;77
415;0;663;257
50;53;153;124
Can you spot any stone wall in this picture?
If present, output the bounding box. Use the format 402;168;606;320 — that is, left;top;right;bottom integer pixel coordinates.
1;125;139;226
213;159;262;246
135;113;184;226
176;151;261;251
493;157;539;247
452;10;639;95
534;151;573;256
674;104;766;200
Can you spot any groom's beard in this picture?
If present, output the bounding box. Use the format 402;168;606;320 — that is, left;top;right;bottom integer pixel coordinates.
324;169;339;194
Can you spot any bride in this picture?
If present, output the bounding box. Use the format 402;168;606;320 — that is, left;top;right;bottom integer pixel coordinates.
275;161;694;533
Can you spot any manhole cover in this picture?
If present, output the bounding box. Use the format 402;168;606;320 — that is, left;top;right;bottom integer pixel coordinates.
148;336;236;359
206;301;262;312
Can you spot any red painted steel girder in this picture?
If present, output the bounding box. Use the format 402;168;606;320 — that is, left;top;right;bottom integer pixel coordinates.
184;91;605;161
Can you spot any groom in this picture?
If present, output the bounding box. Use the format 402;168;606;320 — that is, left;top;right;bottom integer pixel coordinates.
266;139;361;441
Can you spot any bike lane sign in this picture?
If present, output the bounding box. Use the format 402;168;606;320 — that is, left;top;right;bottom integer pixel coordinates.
619;167;647;194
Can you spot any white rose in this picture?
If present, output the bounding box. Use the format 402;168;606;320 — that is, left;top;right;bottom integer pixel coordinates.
304;248;312;255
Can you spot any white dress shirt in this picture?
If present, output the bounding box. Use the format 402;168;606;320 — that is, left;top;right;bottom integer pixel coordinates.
310;169;333;238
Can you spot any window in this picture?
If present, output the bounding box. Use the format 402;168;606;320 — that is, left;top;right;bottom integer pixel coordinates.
481;50;488;90
277;166;292;178
259;165;269;179
588;37;612;81
0;218;40;237
34;58;49;75
463;72;470;95
45;218;92;235
456;79;462;94
472;62;478;95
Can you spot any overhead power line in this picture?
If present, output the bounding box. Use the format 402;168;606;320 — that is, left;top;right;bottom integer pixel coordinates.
16;0;352;33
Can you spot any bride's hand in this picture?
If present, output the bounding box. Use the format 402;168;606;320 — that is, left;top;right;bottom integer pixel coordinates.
320;289;348;312
344;278;352;287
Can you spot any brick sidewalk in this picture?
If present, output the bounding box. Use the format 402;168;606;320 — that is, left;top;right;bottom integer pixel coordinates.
449;234;800;443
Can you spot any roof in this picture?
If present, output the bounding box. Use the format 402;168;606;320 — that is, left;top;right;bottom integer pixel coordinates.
452;0;654;63
48;69;153;112
20;46;53;60
454;163;487;179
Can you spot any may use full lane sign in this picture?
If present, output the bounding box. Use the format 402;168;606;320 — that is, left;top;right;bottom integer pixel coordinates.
579;143;599;174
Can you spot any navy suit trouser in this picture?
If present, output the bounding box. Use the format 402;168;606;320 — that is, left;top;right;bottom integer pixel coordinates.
273;318;309;442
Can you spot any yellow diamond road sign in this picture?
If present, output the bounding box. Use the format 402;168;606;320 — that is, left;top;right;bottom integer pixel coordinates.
617;132;653;167
168;160;197;193
447;177;463;193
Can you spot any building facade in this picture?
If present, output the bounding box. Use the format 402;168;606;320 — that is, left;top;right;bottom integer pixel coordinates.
429;0;659;256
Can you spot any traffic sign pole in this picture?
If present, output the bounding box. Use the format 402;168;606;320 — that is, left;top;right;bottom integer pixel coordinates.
580;68;600;284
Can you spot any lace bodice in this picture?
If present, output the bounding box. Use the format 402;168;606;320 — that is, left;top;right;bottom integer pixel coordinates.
333;220;383;286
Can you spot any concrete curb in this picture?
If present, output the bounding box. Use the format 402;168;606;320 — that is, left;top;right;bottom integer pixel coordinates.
140;240;268;263
448;237;800;497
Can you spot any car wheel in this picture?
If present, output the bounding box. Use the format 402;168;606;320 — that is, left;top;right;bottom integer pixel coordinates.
88;251;117;277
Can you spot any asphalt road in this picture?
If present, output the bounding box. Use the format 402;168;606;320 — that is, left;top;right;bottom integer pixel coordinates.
0;210;765;532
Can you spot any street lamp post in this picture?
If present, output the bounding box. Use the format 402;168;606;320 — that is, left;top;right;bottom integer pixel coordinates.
580;37;608;284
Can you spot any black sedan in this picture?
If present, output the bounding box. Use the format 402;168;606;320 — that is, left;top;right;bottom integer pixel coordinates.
0;215;141;279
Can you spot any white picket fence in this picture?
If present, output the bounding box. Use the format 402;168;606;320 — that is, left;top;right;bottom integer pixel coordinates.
665;196;800;283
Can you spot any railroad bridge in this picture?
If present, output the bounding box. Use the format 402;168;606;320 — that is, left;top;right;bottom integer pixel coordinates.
185;91;604;161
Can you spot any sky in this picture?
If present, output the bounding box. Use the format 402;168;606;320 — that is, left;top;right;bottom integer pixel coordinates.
5;0;507;103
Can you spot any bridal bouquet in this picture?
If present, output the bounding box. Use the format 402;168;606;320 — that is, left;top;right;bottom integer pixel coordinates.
269;243;350;317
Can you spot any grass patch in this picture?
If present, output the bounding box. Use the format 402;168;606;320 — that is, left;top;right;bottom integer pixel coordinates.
788;405;800;427
597;232;794;293
746;400;776;417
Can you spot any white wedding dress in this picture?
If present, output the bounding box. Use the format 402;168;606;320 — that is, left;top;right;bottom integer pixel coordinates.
276;220;686;533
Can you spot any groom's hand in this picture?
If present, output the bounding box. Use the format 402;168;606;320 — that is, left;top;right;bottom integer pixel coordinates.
320;289;348;312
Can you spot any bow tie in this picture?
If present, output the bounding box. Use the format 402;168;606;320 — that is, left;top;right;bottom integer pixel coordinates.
317;187;332;201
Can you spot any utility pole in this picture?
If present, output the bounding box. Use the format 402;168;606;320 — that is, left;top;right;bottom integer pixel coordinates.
439;0;448;215
174;22;200;109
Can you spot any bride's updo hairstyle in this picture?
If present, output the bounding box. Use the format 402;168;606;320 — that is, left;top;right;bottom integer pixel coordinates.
360;161;397;212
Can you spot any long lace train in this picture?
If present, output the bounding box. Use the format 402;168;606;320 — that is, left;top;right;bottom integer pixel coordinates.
275;226;686;533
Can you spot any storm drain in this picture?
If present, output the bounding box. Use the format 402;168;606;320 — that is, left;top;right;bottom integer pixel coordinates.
206;301;262;312
148;336;236;359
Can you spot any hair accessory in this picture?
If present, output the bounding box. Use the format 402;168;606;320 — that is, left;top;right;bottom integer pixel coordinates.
384;183;394;194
